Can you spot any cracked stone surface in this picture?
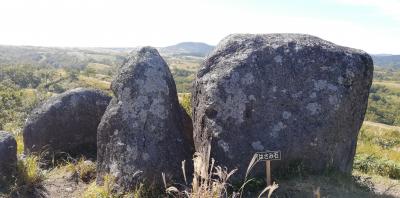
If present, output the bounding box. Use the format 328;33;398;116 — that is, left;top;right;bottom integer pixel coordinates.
192;34;373;179
96;47;193;190
23;88;111;159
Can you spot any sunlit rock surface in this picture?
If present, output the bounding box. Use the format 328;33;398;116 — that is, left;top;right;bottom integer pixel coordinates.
192;34;373;178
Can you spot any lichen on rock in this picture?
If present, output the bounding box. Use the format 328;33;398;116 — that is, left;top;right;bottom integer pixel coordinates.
23;88;111;159
96;47;193;190
192;33;373;179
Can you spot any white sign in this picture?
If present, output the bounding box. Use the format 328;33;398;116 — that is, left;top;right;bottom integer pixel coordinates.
255;151;281;161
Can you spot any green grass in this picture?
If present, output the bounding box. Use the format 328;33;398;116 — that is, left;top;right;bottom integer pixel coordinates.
82;174;115;198
354;123;400;179
272;173;390;198
165;56;202;72
16;155;44;186
2;61;400;197
172;69;196;93
7;155;46;197
64;157;96;183
15;133;24;155
354;154;400;179
82;174;153;198
365;68;400;126
87;63;114;76
179;93;192;117
374;81;400;92
78;75;111;92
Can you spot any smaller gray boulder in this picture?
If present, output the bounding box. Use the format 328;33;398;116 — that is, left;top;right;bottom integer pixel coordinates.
0;131;17;185
23;88;111;159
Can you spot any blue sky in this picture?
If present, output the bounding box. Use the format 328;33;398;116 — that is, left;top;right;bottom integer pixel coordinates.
0;0;399;54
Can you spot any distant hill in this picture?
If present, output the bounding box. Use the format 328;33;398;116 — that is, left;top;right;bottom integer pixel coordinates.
7;43;400;70
0;43;214;69
372;55;400;69
159;42;215;57
0;45;127;69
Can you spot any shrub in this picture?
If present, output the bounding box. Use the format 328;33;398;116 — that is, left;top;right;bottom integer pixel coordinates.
354;154;400;179
65;157;96;183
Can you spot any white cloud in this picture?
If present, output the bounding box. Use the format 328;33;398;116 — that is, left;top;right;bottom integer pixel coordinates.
334;0;400;22
0;0;399;54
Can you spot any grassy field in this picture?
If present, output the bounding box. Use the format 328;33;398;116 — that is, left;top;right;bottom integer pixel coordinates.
355;122;400;178
2;63;400;197
366;70;400;126
373;81;400;91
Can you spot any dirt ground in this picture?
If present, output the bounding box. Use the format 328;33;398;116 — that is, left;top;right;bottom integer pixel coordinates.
3;166;397;198
42;168;89;198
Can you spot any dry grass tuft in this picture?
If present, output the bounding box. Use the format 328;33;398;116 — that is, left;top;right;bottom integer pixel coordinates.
164;145;278;198
82;174;115;198
82;174;146;198
65;157;97;183
15;155;45;187
8;154;46;197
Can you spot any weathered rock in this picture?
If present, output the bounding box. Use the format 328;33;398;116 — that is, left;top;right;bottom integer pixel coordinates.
97;47;193;190
192;34;373;178
23;88;111;158
0;131;17;185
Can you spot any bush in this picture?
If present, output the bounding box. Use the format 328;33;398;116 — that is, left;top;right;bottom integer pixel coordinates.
65;157;96;183
354;154;400;179
365;83;400;126
0;65;42;88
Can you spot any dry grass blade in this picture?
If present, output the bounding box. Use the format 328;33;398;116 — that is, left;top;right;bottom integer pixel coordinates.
164;142;278;198
166;186;180;194
245;154;260;180
182;160;188;185
257;182;279;198
313;186;321;198
162;172;167;189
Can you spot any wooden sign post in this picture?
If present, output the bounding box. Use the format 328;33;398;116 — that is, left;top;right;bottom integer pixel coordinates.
266;160;271;186
255;151;281;186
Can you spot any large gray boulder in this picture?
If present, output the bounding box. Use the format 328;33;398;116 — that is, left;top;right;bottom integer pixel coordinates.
0;131;17;185
97;47;193;190
192;34;373;178
23;88;111;158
